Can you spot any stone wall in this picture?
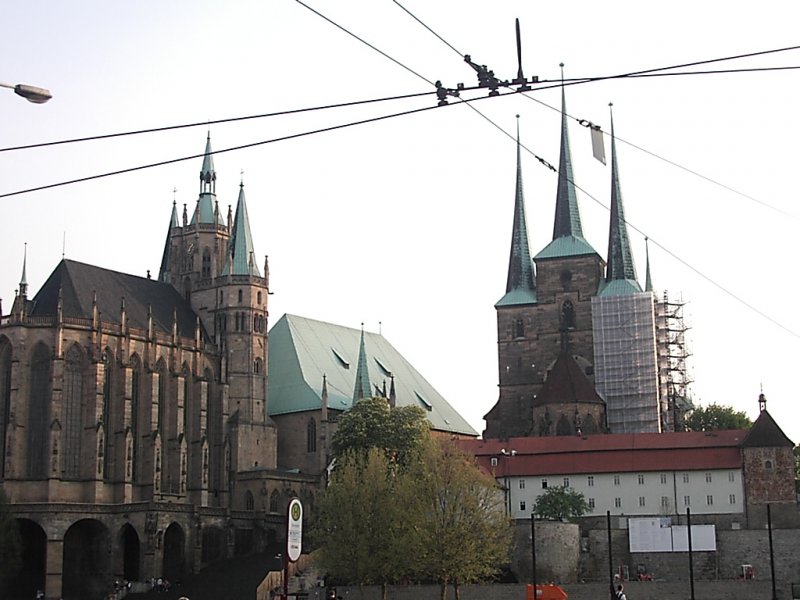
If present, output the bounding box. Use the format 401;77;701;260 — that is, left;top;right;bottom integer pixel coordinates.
318;580;780;600
512;520;580;583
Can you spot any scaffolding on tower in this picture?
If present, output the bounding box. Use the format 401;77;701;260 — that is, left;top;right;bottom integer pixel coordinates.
656;291;694;431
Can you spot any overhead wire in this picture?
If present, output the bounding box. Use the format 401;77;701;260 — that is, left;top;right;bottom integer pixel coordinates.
386;0;800;338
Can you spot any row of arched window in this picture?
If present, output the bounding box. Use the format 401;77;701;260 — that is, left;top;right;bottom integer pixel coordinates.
0;337;221;493
243;488;283;513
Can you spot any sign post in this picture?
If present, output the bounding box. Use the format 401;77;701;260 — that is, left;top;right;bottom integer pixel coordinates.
283;498;303;600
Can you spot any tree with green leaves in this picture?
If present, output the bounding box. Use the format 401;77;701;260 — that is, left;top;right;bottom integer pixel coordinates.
0;489;22;585
331;396;429;467
685;403;753;432
314;448;422;600
532;485;589;521
415;439;513;600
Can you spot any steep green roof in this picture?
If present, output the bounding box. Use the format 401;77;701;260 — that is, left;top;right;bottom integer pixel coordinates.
596;278;642;297
191;134;225;226
552;85;583;240
158;201;178;282
268;314;478;436
221;183;261;277
534;234;597;260
497;124;537;308
606;109;638;283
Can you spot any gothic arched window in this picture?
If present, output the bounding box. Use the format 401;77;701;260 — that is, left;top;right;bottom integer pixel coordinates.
130;355;142;480
0;338;12;479
269;489;280;513
27;343;52;478
307;418;317;453
514;319;525;338
101;349;113;478
560;300;576;330
201;248;212;278
245;490;255;511
63;344;85;479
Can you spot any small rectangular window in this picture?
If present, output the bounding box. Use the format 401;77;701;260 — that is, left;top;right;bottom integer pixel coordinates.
588;475;594;487
490;457;498;467
563;477;570;488
588;498;596;509
729;494;736;505
520;501;526;511
519;479;525;490
638;496;646;507
705;472;712;483
707;495;714;506
541;479;548;489
614;475;621;486
683;473;690;484
660;473;668;485
661;496;669;507
638;474;645;485
684;495;691;506
614;497;621;508
728;472;735;482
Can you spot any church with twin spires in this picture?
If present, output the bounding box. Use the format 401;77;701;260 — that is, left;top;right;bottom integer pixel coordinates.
485;92;679;440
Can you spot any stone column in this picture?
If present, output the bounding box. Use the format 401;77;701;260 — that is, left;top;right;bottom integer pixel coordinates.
45;538;63;600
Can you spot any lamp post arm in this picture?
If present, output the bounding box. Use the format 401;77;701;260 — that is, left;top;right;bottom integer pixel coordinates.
0;81;52;104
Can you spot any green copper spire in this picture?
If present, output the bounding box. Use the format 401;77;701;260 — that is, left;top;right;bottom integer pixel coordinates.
191;134;225;226
221;181;261;277
606;105;638;282
19;242;28;297
158;200;179;282
644;237;653;292
552;70;583;240
352;325;372;403
497;118;536;307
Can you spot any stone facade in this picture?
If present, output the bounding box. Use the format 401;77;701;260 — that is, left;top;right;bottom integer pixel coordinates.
0;139;317;600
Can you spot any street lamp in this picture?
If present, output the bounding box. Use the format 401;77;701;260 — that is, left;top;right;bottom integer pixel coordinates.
0;81;52;104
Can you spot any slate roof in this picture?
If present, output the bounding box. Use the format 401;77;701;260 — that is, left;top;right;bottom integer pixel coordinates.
605;110;638;284
191;134;226;226
535;352;605;407
30;259;204;340
552;86;583;240
267;314;477;436
741;409;794;447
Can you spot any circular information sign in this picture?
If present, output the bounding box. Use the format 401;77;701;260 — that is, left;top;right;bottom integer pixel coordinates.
286;498;303;562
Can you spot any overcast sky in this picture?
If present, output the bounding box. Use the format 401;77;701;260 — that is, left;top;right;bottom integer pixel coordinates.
3;1;800;444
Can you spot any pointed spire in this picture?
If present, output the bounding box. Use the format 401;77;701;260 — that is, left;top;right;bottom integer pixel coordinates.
388;374;396;408
644;238;653;292
221;181;261;277
19;243;28;298
192;134;225;225
605;104;637;282
352;325;372;404
159;200;179;282
506;117;535;294
552;64;583;240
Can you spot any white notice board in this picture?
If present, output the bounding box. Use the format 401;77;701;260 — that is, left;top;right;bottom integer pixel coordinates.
671;525;716;552
628;518;674;553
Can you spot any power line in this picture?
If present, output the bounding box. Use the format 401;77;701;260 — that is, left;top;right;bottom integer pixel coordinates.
0;90;434;153
0;88;511;199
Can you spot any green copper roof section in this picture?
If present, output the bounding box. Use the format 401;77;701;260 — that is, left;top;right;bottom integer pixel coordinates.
597;277;642;297
552;83;584;240
221;183;261;277
158;201;178;282
644;238;653;292
497;123;537;307
606;108;638;283
352;327;372;402
191;134;225;226
534;234;597;260
267;314;477;436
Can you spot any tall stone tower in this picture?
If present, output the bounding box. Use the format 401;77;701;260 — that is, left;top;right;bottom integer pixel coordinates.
484;95;605;439
158;135;275;475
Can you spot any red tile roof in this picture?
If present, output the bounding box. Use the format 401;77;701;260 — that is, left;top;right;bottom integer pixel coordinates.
459;430;747;476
